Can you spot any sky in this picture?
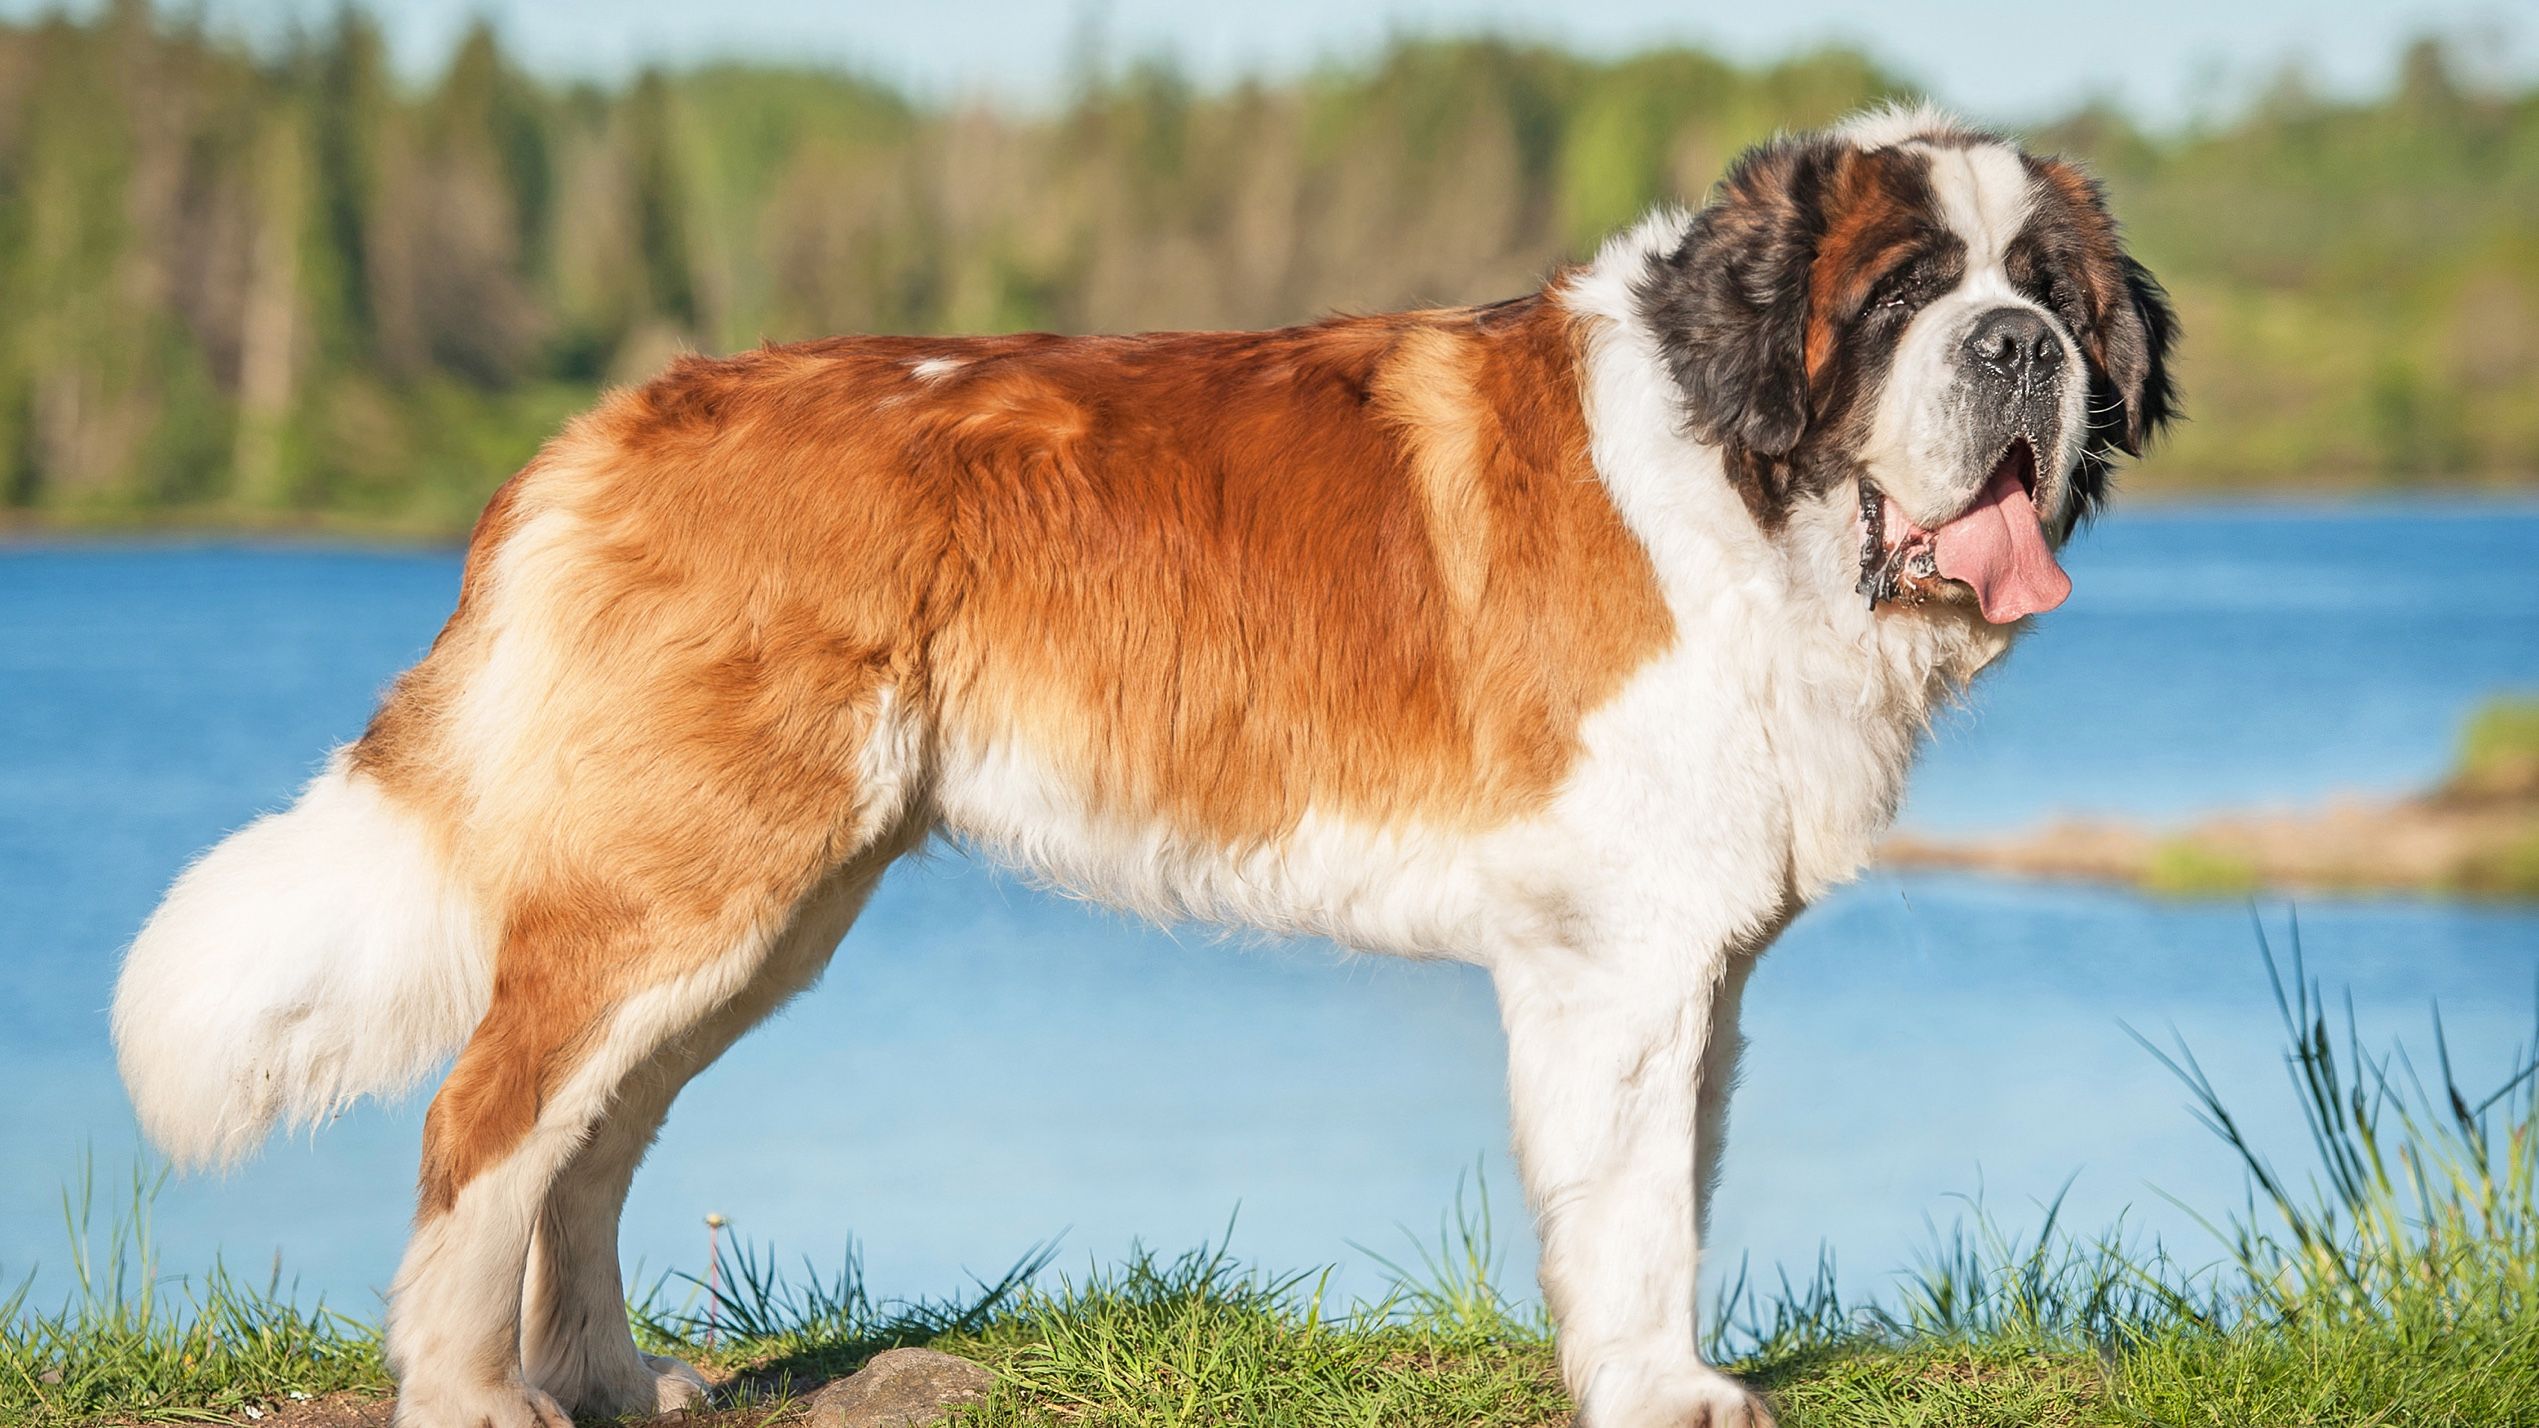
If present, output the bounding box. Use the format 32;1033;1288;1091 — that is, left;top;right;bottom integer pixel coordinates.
7;0;2532;127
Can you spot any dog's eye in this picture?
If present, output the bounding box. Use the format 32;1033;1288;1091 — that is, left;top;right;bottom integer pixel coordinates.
1866;272;1920;314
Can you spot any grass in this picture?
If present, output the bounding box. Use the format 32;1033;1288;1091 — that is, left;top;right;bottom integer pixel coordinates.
2142;837;2264;898
9;922;2538;1426
2446;695;2539;898
0;1162;383;1422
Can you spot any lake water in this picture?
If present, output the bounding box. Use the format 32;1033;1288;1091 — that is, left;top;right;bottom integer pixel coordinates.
4;503;2537;1331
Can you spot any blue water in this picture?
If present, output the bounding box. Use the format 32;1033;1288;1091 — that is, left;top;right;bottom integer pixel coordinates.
4;503;2537;1327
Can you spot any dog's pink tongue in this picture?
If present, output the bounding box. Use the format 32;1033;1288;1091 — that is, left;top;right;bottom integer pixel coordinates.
1931;467;2071;623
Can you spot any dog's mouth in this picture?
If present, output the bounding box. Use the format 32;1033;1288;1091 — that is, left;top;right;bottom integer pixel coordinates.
1856;437;2069;623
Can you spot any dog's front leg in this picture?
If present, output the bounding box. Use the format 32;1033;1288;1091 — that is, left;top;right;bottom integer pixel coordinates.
1496;944;1772;1428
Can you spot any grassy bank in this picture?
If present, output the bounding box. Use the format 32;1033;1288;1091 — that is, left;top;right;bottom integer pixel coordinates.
1885;694;2539;901
2143;693;2539;901
9;930;2536;1426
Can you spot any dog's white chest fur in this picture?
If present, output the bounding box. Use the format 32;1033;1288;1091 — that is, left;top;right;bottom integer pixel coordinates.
1480;231;2012;961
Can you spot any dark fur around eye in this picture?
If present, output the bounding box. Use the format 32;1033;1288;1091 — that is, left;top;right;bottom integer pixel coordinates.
1631;137;1832;463
2002;207;2181;520
1630;138;1973;524
2020;269;2088;334
1862;268;1929;320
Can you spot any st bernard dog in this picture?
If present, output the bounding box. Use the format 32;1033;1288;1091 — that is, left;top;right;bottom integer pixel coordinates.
115;103;2173;1427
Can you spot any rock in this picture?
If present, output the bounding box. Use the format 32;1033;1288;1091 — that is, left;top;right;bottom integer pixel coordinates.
801;1348;995;1427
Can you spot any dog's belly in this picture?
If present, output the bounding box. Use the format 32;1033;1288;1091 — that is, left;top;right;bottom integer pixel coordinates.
918;636;1928;965
927;730;1585;962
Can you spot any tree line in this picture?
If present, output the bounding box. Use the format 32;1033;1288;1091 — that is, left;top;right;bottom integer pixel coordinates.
1;1;2532;530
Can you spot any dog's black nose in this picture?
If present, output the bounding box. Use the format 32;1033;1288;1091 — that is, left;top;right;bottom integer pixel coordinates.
1963;307;2062;380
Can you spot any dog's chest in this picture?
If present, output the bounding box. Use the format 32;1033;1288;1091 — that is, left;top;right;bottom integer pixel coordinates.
1541;612;1953;923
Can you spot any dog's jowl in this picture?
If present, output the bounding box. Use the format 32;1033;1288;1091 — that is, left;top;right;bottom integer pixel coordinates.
113;103;2173;1428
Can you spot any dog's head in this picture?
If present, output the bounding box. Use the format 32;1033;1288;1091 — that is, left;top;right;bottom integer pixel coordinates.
1633;104;2177;624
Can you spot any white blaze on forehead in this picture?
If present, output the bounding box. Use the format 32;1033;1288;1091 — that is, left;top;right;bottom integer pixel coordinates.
1914;142;2035;273
1828;104;2036;276
1834;100;1972;151
909;356;965;381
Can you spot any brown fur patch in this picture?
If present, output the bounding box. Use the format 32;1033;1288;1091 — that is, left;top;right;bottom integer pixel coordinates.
1804;150;1934;380
1376;325;1496;624
360;292;1673;1210
923;296;1672;838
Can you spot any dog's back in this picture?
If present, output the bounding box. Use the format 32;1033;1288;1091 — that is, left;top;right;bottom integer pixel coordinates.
113;294;1674;1176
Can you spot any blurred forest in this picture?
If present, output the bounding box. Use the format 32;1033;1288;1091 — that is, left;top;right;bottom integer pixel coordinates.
1;2;2534;531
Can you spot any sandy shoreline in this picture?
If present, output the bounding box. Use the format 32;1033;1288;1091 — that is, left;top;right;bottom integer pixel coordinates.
1880;787;2539;899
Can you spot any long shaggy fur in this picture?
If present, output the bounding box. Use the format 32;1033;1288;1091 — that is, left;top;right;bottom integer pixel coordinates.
112;753;491;1169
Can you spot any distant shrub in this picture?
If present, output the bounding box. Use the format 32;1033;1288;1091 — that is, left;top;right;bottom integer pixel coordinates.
2455;825;2539;898
2451;695;2539;800
2144;837;2262;897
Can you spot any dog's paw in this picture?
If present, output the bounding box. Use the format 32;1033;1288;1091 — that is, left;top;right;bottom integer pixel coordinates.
392;1378;575;1428
640;1353;710;1412
1579;1364;1774;1428
530;1351;709;1419
1667;1367;1774;1428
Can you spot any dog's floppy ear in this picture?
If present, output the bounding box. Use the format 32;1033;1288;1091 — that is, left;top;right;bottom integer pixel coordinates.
2029;156;2179;463
2093;255;2178;458
2025;154;2182;517
1634;138;1831;461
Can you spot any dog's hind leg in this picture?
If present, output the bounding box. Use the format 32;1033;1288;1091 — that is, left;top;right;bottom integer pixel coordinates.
516;858;896;1417
342;415;946;1425
382;752;921;1427
383;881;784;1428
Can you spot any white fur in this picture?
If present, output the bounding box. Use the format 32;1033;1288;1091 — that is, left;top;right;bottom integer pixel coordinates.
1833;99;1973;151
909;356;965;381
1928;144;2034;271
445;504;593;822
112;754;491;1170
935;737;1551;960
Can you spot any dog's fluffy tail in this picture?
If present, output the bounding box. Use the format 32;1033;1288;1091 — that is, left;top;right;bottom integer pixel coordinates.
113;753;491;1170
